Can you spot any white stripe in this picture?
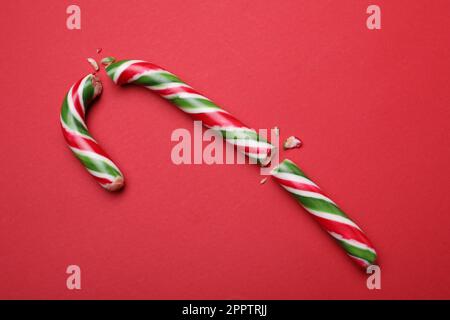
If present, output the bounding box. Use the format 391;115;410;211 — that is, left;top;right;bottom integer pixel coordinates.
245;152;270;160
163;92;210;100
271;171;319;188
206;125;253;133
77;76;88;115
66;86;86;127
329;232;376;254
301;207;362;231
227;138;274;149
112;60;145;84
348;254;370;266
283;186;336;205
147;82;192;90
178;106;224;114
129;69;174;83
87;169;117;182
70;147;122;173
60;118;95;142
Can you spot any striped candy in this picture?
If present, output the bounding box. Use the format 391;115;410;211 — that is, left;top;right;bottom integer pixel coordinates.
105;60;274;165
60;74;124;191
272;159;377;268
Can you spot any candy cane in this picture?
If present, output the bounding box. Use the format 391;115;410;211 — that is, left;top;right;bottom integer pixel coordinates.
103;59;377;268
60;74;124;191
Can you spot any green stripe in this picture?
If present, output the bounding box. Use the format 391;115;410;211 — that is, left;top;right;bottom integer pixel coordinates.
170;97;221;111
106;60;132;77
293;194;348;218
274;159;307;177
82;76;95;107
74;152;121;177
133;73;183;86
338;240;377;264
61;94;91;137
220;129;261;141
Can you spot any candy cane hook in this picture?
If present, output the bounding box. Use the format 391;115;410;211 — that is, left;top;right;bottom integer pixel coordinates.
60;74;124;191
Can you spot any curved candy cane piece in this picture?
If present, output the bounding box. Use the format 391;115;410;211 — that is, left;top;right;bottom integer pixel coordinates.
105;60;274;164
272;159;377;268
60;74;124;191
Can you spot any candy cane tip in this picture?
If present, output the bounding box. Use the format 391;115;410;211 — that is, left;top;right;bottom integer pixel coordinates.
259;154;273;167
270;158;290;174
104;176;125;192
90;75;103;97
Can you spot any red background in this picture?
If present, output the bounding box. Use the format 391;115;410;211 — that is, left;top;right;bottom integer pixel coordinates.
1;0;449;299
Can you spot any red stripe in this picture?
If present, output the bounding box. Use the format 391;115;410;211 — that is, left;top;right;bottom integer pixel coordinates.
272;176;323;194
62;126;115;185
117;62;164;85
153;85;200;96
235;144;271;156
191;112;271;156
189;111;247;129
61;126;111;160
312;215;374;248
348;255;369;268
70;79;85;118
93;175;114;185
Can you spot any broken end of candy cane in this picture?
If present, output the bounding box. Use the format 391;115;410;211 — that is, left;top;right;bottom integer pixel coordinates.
104;59;148;85
259;155;272;167
270;158;297;175
104;59;127;84
103;176;125;192
101;56;116;68
89;74;103;98
259;145;278;167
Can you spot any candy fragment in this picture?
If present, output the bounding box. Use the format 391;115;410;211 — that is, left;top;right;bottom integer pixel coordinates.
101;56;116;67
86;58;99;72
283;136;302;149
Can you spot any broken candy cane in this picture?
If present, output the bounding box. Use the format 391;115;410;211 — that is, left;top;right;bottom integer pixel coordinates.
104;59;377;268
60;74;124;191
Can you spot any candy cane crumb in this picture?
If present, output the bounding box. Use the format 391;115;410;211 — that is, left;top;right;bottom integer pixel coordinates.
101;56;116;67
87;58;99;72
283;136;302;150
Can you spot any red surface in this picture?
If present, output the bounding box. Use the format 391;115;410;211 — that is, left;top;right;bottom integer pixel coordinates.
1;0;449;299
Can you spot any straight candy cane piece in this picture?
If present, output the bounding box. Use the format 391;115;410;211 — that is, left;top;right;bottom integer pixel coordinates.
105;60;274;165
272;159;377;268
